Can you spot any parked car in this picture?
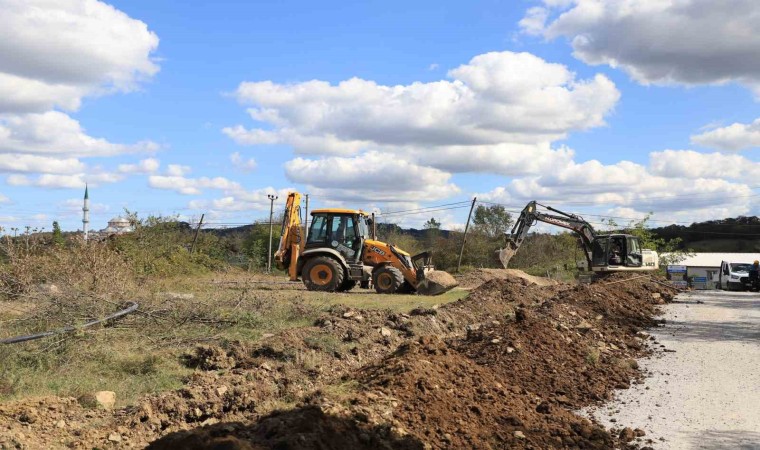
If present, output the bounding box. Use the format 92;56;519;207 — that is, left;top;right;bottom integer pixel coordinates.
718;261;754;290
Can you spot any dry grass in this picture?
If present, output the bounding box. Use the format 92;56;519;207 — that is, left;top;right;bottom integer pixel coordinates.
0;262;466;407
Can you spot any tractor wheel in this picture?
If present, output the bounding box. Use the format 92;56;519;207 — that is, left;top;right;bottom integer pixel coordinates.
302;256;344;292
337;279;357;292
373;266;404;294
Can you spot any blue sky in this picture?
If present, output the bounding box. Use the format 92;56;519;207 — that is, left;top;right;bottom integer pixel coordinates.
1;0;759;233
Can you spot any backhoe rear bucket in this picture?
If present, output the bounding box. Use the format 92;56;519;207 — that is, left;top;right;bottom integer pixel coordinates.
415;270;458;296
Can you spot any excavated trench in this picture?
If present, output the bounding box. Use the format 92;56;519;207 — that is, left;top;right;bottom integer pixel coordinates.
0;270;674;449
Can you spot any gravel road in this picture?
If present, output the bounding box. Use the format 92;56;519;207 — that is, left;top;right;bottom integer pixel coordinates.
589;290;760;449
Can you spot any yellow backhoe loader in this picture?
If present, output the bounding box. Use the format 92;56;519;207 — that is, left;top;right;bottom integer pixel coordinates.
274;192;457;295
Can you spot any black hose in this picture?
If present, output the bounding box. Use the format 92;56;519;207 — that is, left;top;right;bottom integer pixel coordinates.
0;301;139;345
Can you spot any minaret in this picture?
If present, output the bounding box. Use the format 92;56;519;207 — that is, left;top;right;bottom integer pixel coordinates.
82;184;90;241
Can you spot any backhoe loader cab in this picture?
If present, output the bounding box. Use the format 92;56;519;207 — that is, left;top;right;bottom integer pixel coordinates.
275;194;458;295
306;209;368;265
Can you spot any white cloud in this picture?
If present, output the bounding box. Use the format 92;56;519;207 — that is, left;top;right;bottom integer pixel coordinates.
0;1;160;189
525;0;760;95
690;118;760;151
0;153;85;174
60;198;109;215
226;51;619;200
7;172;123;189
187;187;292;212
225;51;619;158
0;193;9;204
479;153;757;224
118;158;160;174
148;175;241;195
165;164;191;177
0;112;157;158
284;152;460;202
649;149;760;180
0;0;159;115
230;152;257;172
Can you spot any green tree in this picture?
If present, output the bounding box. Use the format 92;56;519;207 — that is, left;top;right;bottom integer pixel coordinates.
472;205;512;239
51;221;65;246
626;214;693;265
423;217;441;230
423;217;441;249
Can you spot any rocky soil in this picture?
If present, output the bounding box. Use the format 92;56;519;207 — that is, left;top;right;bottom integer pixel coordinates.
0;270;674;449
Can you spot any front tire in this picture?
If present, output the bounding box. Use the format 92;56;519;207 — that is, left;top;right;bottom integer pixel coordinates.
302;256;344;292
373;266;404;294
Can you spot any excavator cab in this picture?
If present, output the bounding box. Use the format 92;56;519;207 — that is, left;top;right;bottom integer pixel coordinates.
592;234;645;269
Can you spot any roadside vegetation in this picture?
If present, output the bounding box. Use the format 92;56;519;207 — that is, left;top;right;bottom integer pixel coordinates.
0;207;685;406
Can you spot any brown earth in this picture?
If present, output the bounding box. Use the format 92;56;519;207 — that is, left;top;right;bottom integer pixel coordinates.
0;271;674;449
456;268;559;290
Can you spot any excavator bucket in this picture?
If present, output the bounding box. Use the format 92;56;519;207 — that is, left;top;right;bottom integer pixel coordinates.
498;240;518;269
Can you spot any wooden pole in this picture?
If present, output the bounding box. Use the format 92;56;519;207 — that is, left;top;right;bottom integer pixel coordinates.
190;214;204;254
456;197;477;273
371;212;377;240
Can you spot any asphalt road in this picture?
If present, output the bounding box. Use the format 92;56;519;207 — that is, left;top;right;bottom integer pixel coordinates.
590;290;760;449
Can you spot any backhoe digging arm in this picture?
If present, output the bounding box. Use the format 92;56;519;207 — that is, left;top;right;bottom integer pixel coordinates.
274;192;302;281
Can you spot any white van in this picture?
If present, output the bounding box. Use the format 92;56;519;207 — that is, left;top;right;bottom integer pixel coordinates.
718;261;754;290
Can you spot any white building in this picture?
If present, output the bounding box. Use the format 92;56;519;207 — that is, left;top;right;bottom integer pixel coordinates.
664;252;760;289
101;217;134;235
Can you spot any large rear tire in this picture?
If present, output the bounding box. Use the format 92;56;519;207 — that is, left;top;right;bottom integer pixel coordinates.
373;266;404;294
302;256;344;292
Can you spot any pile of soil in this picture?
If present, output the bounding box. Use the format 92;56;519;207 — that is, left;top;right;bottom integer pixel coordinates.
456;268;559;290
0;273;674;449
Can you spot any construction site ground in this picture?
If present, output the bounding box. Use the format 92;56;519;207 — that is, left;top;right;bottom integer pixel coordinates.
0;269;679;449
587;290;760;450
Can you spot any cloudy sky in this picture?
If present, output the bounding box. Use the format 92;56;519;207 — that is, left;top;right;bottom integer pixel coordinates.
1;0;759;232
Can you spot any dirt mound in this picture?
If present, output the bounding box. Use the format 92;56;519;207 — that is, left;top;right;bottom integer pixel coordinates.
0;274;675;449
356;336;614;449
456;268;558;289
147;406;424;450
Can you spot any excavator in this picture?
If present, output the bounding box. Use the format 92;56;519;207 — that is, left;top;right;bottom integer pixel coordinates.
274;192;457;295
499;201;659;273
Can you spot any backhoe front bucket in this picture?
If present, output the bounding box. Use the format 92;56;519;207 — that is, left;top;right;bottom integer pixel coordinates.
415;270;458;296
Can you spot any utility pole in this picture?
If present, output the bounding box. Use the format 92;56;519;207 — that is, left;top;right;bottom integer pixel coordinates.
456;197;477;273
190;214;204;254
303;194;310;241
267;194;278;273
371;212;377;240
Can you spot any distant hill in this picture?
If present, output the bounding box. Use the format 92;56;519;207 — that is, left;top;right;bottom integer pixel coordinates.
651;216;760;252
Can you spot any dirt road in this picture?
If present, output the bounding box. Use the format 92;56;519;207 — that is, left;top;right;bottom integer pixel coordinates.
591;290;760;449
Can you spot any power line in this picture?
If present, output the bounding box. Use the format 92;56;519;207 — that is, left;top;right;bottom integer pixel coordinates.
376;201;472;216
